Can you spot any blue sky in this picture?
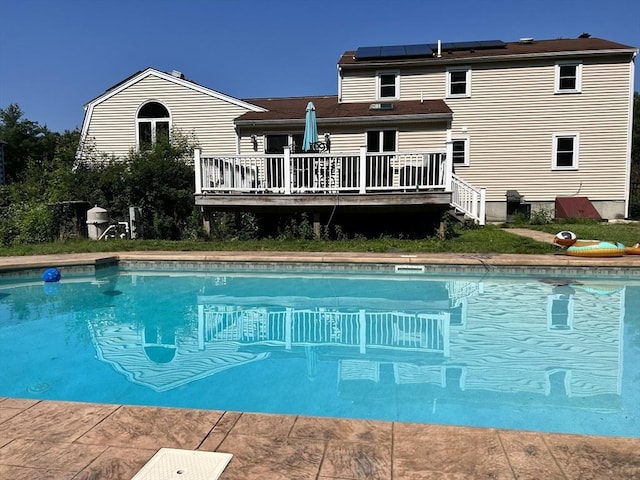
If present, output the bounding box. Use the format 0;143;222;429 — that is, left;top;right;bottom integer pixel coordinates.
1;0;639;133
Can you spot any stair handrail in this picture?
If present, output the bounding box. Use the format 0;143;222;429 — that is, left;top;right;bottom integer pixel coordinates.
450;174;486;225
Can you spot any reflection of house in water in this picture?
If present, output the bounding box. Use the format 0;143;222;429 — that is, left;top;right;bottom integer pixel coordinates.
88;274;626;413
337;280;626;411
88;313;269;392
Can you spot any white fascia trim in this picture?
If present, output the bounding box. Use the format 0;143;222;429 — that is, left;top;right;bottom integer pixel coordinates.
84;68;267;113
235;113;452;127
79;103;95;143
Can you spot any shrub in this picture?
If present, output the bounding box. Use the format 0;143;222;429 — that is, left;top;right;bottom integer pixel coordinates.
528;207;554;225
3;201;55;245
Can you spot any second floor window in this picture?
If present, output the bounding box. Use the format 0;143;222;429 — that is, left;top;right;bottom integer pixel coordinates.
555;62;582;93
377;72;398;99
137;102;170;150
447;67;471;98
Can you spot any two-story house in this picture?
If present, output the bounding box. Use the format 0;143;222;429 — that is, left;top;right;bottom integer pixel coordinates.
79;35;637;231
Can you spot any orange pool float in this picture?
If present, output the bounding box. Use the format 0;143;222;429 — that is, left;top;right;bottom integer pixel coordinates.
565;239;625;257
624;243;640;255
553;231;625;257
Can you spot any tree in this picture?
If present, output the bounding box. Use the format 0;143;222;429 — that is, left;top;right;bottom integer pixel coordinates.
0;104;56;183
125;131;198;239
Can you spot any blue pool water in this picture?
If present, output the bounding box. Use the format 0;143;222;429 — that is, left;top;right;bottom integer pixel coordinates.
1;265;638;438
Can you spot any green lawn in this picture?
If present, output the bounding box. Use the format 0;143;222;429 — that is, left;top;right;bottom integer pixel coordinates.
1;222;637;257
526;222;640;248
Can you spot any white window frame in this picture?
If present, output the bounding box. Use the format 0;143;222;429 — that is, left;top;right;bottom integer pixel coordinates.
451;136;470;166
366;130;397;153
264;133;304;153
136;101;171;151
555;61;582;94
446;66;471;98
376;70;399;100
552;133;579;170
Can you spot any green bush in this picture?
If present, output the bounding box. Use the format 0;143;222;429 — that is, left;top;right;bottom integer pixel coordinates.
528;207;554;225
2;201;55;245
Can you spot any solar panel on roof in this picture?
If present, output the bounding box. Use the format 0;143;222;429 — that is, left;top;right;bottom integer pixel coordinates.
380;45;406;57
434;40;506;52
355;46;382;59
355;43;433;60
404;44;433;56
476;40;506;48
354;39;504;60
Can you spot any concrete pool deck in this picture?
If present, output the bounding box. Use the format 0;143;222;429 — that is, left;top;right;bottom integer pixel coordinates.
1;243;639;478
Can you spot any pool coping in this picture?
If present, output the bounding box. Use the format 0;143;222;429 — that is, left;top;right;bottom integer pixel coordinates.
2;249;640;269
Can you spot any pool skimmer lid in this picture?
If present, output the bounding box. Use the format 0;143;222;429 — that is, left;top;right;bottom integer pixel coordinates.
131;448;233;480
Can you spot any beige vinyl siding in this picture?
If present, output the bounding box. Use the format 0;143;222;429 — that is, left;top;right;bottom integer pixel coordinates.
340;70;377;102
398;123;447;151
86;75;252;159
311;122;447;153
400;68;446;100
444;58;632;202
342;67;446;102
339;55;632;205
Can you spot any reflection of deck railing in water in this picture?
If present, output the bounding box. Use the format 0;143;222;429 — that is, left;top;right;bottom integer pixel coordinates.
201;305;450;356
195;147;448;195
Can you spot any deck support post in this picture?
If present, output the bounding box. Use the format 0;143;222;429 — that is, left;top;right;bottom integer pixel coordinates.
313;212;321;238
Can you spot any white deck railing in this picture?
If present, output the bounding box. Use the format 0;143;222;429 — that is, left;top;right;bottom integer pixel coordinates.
194;147;486;225
195;147;448;195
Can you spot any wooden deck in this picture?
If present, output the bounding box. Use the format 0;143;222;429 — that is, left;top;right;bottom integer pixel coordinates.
193;148;486;224
195;190;452;210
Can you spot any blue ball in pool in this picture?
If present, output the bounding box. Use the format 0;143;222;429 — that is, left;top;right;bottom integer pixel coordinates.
42;268;61;283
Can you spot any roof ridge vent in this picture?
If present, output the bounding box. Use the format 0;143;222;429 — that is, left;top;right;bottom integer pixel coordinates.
171;70;185;79
519;37;535;44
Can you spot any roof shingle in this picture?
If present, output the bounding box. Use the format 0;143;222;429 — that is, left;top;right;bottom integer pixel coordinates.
236;96;451;124
338;37;637;66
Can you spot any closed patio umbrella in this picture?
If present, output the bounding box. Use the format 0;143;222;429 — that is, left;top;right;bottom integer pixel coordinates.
302;101;318;152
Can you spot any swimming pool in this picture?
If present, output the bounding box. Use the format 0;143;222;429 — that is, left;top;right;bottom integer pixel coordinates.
1;263;638;438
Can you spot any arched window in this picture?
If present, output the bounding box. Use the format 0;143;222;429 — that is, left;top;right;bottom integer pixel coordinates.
137;102;170;150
